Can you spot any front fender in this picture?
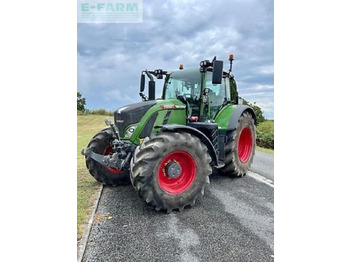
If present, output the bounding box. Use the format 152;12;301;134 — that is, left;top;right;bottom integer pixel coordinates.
156;124;223;168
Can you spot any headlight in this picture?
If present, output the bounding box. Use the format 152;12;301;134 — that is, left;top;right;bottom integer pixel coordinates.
124;124;137;138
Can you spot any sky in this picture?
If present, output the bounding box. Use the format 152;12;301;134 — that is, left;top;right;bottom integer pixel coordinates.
77;0;274;119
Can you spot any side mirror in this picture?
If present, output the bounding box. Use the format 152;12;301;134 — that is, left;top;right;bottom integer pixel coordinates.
212;60;223;84
148;80;155;100
140;74;145;92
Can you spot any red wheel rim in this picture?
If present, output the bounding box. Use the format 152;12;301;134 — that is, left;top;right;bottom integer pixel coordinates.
238;127;253;163
158;151;196;195
103;146;123;174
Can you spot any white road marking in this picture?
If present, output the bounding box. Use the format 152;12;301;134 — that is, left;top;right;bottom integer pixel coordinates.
247;171;274;188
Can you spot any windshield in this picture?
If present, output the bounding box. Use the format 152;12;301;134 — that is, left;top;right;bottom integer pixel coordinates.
163;69;202;101
163;69;230;119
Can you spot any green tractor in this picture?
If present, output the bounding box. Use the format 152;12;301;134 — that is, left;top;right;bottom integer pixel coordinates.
82;55;256;212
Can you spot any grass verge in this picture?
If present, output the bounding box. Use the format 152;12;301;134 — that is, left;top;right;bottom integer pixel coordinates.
77;115;108;244
256;146;274;154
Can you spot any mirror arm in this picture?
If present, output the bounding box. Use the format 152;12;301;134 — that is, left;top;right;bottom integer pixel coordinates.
145;70;154;81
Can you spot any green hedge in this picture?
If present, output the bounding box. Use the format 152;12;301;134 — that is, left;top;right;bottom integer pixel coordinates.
77;109;113;116
256;131;274;149
257;120;274;133
89;109;113;116
256;121;274;149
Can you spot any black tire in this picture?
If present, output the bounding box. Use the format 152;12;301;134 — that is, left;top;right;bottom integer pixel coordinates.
85;127;130;186
130;132;212;212
220;112;256;177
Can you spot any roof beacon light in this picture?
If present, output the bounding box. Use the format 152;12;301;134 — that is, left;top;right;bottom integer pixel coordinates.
229;53;234;73
179;64;184;70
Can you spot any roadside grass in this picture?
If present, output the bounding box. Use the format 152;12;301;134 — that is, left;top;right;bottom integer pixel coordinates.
256;146;274;154
77;115;108;243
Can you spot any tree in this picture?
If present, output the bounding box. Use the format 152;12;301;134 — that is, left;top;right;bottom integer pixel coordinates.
243;99;266;125
77;92;86;112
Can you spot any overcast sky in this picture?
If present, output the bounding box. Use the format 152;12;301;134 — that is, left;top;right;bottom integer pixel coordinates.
77;0;274;119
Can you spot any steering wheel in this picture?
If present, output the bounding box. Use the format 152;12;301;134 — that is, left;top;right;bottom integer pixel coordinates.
184;94;192;99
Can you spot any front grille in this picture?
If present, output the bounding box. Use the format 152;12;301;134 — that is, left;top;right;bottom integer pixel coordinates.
114;100;156;137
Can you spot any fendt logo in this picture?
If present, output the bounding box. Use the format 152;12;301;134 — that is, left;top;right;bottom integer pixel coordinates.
77;0;143;23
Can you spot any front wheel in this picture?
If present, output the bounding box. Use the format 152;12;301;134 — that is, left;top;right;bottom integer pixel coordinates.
220;112;256;177
85;128;130;186
130;132;212;212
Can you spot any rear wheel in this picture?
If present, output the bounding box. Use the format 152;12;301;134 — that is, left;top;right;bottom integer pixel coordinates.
130;132;212;212
220;112;256;177
85;128;130;186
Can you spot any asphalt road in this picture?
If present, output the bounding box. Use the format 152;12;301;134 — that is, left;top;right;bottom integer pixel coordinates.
83;150;274;262
251;151;274;181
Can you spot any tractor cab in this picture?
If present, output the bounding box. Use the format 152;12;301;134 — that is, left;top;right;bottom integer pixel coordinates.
162;67;236;121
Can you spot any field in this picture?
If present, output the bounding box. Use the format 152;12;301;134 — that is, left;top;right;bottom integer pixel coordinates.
77;115;108;243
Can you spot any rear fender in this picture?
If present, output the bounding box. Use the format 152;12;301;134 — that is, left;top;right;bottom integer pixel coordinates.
227;105;256;131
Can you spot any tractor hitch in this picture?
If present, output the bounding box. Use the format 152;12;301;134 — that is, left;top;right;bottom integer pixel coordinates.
82;148;131;171
81;140;135;171
83;148;124;170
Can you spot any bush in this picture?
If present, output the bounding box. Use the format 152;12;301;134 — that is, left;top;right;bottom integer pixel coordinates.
256;131;274;149
256;121;274;149
257;120;274;133
90;109;113;116
77;109;113;116
243;99;266;125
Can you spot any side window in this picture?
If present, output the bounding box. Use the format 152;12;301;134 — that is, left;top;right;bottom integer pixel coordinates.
205;76;229;105
229;77;238;104
164;78;175;99
206;83;219;95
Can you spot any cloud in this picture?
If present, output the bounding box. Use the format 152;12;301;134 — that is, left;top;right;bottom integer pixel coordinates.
103;89;134;103
77;0;274;118
254;84;274;90
258;65;274;75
